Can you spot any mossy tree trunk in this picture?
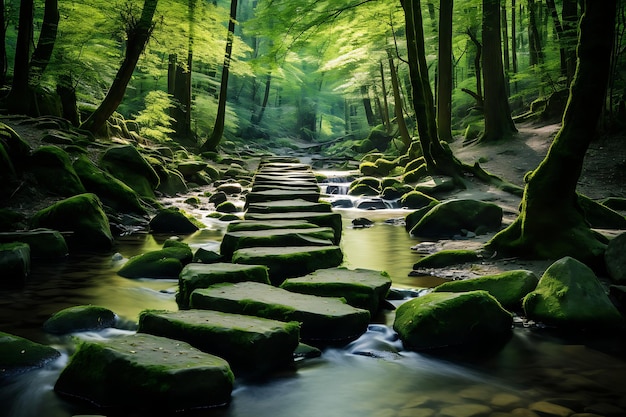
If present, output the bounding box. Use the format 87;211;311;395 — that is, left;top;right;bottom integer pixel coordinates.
80;0;158;135
387;52;411;149
487;0;616;268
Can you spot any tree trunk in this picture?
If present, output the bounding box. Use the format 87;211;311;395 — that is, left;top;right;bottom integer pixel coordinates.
545;0;567;79
487;0;617;268
379;61;391;132
29;0;59;84
201;0;238;152
437;0;453;142
0;0;7;86
511;0;518;74
501;4;510;73
80;0;157;135
387;53;411;149
252;73;272;125
361;85;375;126
57;74;80;126
528;0;543;66
478;0;517;143
561;0;578;86
6;0;34;114
466;28;483;108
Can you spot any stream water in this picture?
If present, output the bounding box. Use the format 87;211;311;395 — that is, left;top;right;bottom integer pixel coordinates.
1;179;626;417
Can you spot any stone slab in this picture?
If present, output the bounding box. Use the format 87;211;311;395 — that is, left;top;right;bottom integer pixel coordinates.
190;281;370;342
243;211;342;243
246;199;331;214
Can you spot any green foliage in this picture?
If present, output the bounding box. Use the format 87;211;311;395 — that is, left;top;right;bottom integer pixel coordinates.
134;91;175;142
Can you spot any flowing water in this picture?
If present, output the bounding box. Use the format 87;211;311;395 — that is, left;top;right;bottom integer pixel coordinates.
2;179;626;417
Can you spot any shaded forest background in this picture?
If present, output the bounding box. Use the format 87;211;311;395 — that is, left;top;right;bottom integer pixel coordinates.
1;0;625;158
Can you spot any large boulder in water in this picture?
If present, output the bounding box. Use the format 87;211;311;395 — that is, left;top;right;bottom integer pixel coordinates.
0;331;60;377
409;199;502;238
29;145;86;197
522;256;624;330
605;232;626;284
117;240;193;279
149;207;202;234
54;333;234;412
393;290;513;351
100;145;160;198
0;229;68;258
30;193;113;252
43;305;117;334
433;270;539;310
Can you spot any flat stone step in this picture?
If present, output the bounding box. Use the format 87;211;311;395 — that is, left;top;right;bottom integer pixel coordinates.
138;310;300;372
227;220;321;232
54;333;234;411
246;199;331;214
244;211;342;243
245;189;321;205
280;267;392;315
177;263;270;308
190;281;370;342
251;183;321;193
221;227;336;260
232;245;343;285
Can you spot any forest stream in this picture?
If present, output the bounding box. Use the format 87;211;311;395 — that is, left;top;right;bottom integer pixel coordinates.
1;177;626;417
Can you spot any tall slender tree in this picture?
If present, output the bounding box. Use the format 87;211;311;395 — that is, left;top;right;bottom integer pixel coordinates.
437;0;453;142
6;0;33;114
488;0;617;267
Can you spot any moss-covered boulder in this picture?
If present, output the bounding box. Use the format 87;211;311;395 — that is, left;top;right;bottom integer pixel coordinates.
215;201;238;213
177;263;270;308
232;245;343;285
522;257;624;330
606;233;626;284
413;175;456;194
405;201;440;232
409;199;502;238
400;191;439;209
246;199;331;214
209;191;228;206
118;243;193;279
350;176;381;190
347;183;380;197
579;195;626;229
190;281;370;342
0;229;68;258
221;227;336;260
402;164;428;183
0;331;60;377
216;182;243;195
30;193;113;251
244;212;343;244
43;305;117;334
155;166;188;197
100;145;160;198
73;155;146;214
54;333;234;411
0;122;31;176
403;157;426;174
393;291;513;351
149;207;202;234
0;242;30;287
193;247;223;264
280;267;392;315
176;161;207;178
433;270;539;310
30;145;86;197
138;310;300;372
413;249;481;269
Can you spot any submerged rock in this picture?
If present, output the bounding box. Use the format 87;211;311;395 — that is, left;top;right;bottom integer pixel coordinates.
0;331;60;377
43;305;117;334
138;310;300;372
54;333;234;411
523;256;624;330
393;291;513;351
190;281;370;342
0;229;68;258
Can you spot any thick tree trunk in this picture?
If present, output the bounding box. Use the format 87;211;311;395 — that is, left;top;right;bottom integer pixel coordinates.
561;0;578;86
501;4;510;73
478;0;517;143
57;74;80;126
6;0;34;114
81;0;157;135
528;0;543;66
488;0;616;268
29;0;59;83
201;0;238;152
437;0;453;142
0;0;7;86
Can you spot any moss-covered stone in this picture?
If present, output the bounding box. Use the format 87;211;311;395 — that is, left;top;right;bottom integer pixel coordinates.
190;281;370;342
226;220;319;233
0;229;68;258
0;331;60;377
215;201;238;213
403;157;426;174
0;209;26;232
30;193;113;252
245;189;320;205
280;267;391;315
216;182;243;195
402;164;428;183
413;175;456;194
232;245;343;285
192;247;223;264
393;291;513;351
348;183;380;196
138;310;300;372
149;207;203;233
221;227;336;260
176;161;207;177
246;199;331;214
43;305;117;334
405;201;440;232
155;167;188;197
73;155;146;214
30;145;86;197
578;195;626;229
409;199;502;238
0;242;30;287
350;176;381;190
118;245;193;279
433;270;539;310
177;263;270;308
400;191;439;209
209;191;228;205
413;250;481;269
0;122;31;174
523;256;624;330
244;212;343;244
100;145;160;198
54;333;234;411
606;232;626;284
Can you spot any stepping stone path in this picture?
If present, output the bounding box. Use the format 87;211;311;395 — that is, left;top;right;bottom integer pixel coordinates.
54;157;393;412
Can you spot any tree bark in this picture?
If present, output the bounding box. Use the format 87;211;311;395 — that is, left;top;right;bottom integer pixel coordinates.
29;0;59;84
437;0;453;142
252;73;272;125
201;0;238;152
387;53;411;149
379;61;391;133
528;0;543;66
6;0;34;114
561;0;578;86
466;28;483;108
477;0;517;143
80;0;158;135
361;85;376;126
0;0;7;86
488;0;617;268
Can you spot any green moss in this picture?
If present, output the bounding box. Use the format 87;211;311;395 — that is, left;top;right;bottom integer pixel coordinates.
118;245;192;279
402;164;428;183
30;145;86;197
43;305;117;334
149;208;203;233
100;145;160;198
405;201;440;232
0;331;60;376
413;250;481;269
400;191;438;209
403;157;426;174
